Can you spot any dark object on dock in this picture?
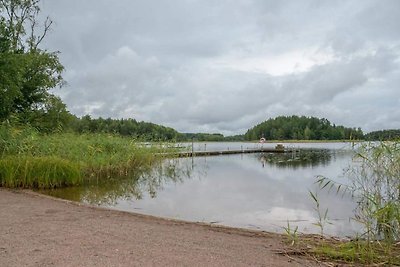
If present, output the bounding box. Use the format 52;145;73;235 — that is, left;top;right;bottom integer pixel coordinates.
275;144;285;150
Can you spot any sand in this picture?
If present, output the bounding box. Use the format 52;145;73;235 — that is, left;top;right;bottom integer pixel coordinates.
0;188;321;266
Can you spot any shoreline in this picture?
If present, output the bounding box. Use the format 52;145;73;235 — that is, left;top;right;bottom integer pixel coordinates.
25;189;278;239
0;188;320;266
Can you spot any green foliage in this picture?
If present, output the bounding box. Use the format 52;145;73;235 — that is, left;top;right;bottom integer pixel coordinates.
309;190;331;238
244;115;363;141
312;240;400;266
0;52;21;119
20;95;75;133
68;116;180;141
283;221;299;246
0;0;65;125
350;141;400;242
0;156;82;188
310;141;400;265
67;116;247;142
261;150;333;169
0;123;39;155
0;41;65;121
12;51;64;113
223;134;245;141
178;132;225;142
364;129;400;141
0;125;166;189
176;132;245;142
316;141;400;242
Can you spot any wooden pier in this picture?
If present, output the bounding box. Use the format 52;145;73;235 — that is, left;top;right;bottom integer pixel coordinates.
166;148;299;158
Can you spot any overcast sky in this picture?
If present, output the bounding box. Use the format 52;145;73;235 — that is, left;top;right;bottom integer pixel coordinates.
40;0;400;135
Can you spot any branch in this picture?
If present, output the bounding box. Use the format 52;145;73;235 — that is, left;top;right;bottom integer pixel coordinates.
34;16;52;49
0;0;12;20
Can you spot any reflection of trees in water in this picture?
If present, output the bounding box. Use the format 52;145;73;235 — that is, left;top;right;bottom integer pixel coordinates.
43;158;194;205
42;151;344;205
258;150;338;169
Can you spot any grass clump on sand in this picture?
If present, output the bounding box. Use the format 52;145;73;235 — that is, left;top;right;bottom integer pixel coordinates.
0;125;166;189
282;235;400;266
311;240;400;266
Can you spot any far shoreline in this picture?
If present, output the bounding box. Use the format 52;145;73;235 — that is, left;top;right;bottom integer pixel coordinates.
183;139;363;143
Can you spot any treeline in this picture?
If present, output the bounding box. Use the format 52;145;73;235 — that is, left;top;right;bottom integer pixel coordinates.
244;115;363;141
69;120;246;142
179;133;224;142
364;129;400;141
69;116;179;141
6;111;240;142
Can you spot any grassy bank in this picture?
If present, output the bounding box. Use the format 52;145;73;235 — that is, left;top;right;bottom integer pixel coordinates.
0;125;167;189
282;235;400;266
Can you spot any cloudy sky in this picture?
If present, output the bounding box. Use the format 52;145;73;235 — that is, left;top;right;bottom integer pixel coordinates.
40;0;400;135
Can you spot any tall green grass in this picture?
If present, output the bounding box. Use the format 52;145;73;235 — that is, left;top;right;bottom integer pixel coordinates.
308;140;400;265
0;124;167;189
0;156;81;188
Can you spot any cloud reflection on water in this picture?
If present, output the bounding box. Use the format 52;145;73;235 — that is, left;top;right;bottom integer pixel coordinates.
43;145;361;237
114;149;359;237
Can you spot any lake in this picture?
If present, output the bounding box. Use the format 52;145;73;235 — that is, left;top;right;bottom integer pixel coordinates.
42;142;362;237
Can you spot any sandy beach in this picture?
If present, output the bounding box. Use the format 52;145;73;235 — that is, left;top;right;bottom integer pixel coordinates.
0;188;321;266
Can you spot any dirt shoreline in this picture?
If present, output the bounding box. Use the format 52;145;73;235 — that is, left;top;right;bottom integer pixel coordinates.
0;188;321;266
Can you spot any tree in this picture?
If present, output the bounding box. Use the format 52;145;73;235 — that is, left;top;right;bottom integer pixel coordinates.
25;95;74;132
0;0;64;122
304;126;312;140
245;115;364;141
0;52;22;119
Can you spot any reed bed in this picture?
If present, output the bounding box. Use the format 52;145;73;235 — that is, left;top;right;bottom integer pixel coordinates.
0;125;166;189
303;140;400;265
0;156;82;188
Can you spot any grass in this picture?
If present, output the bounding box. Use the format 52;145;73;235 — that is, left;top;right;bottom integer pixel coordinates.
283;221;299;246
294;140;400;266
0;125;171;189
311;237;400;266
312;240;400;265
0;156;82;188
282;234;400;266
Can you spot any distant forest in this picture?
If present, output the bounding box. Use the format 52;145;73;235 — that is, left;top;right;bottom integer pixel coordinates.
13;113;400;141
69;116;179;141
68;115;367;141
244;116;364;141
6;109;399;141
68;116;242;141
364;129;400;141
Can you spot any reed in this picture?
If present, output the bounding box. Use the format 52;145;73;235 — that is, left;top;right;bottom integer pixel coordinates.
0;125;170;189
0;156;82;188
307;140;400;265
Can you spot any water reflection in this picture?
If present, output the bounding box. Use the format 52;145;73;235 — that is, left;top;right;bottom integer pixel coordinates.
43;158;194;205
257;149;339;169
42;147;361;237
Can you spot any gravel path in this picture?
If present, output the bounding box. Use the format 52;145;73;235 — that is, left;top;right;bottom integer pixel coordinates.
0;189;319;266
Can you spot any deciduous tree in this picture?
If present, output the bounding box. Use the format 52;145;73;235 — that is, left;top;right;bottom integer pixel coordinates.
0;0;64;122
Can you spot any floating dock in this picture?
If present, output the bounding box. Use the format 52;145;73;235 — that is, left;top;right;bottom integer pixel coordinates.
166;148;298;158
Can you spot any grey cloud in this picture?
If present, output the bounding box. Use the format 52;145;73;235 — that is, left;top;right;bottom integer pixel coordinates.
39;0;400;134
63;46;168;119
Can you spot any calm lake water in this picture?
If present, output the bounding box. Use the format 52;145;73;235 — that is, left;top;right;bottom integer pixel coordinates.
43;142;362;237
